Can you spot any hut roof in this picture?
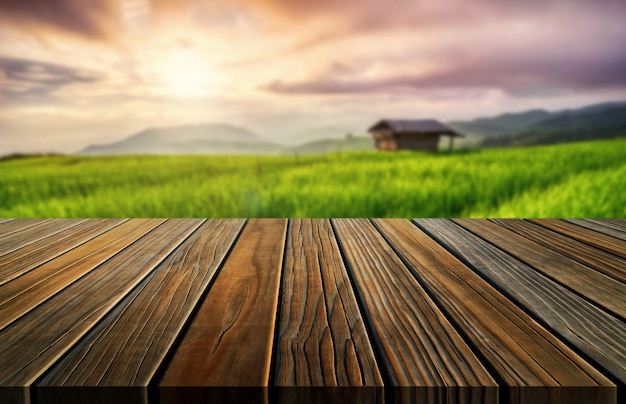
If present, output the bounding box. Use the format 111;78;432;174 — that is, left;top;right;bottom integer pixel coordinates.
368;119;463;137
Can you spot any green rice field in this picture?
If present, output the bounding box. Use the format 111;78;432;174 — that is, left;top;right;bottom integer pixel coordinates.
1;139;625;218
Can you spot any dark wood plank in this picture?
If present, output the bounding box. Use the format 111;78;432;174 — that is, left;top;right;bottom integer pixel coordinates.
565;218;626;241
529;218;626;259
0;219;124;285
491;218;626;284
38;219;245;403
0;218;50;238
0;219;86;257
0;219;203;403
416;218;626;386
376;219;615;404
454;219;626;319
0;219;162;330
602;218;626;228
275;219;383;403
332;219;497;403
158;219;287;404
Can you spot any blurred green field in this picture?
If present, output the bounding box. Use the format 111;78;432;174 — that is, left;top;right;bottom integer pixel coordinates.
1;139;625;218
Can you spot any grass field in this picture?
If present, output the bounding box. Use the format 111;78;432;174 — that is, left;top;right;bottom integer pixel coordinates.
1;139;625;218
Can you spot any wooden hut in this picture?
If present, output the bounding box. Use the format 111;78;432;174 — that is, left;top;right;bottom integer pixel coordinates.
368;119;463;152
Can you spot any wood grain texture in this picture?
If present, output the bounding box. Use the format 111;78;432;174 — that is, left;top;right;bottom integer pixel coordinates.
37;219;244;400
158;219;287;401
376;219;615;404
0;219;50;238
491;219;626;284
333;219;497;404
0;219;124;286
0;218;86;257
415;218;626;386
454;218;626;319
0;219;203;403
0;219;161;331
529;218;626;259
565;219;626;241
275;219;383;402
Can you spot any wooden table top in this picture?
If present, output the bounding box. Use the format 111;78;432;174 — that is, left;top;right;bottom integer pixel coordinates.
0;218;624;404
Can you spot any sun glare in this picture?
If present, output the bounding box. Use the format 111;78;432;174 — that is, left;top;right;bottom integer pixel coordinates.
158;51;214;97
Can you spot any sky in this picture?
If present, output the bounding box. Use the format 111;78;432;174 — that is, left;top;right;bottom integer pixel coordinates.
1;0;626;153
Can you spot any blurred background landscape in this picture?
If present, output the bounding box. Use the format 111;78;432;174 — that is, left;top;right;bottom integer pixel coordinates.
1;1;625;217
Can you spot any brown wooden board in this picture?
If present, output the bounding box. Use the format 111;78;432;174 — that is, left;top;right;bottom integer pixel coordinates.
377;219;615;404
415;218;626;387
529;219;626;259
0;219;162;330
332;219;497;404
454;219;626;319
0;218;13;225
275;219;383;403
0;219;87;257
0;219;124;286
565;219;626;241
158;219;287;404
0;219;50;238
490;219;626;284
0;219;203;403
37;219;244;403
602;219;626;228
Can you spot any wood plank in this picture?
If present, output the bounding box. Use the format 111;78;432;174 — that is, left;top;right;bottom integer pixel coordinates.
565;218;626;241
275;219;383;403
0;219;161;330
0;219;203;403
415;218;626;386
0;219;124;285
0;218;86;257
332;219;497;403
602;218;626;228
158;219;287;404
0;219;51;239
529;218;626;259
376;219;615;404
38;219;245;403
491;219;626;284
454;219;626;319
0;218;13;225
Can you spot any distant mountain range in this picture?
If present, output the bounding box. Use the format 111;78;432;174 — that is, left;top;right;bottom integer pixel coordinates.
447;101;626;147
80;123;280;155
79;100;626;155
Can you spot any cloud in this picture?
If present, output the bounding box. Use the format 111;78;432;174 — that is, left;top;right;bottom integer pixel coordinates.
0;57;103;101
0;0;122;40
262;51;626;98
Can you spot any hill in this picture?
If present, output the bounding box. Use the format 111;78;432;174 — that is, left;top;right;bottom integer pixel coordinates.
80;123;281;155
481;103;626;147
447;109;553;137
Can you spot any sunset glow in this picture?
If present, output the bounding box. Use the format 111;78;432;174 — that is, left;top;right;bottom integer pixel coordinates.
1;0;626;153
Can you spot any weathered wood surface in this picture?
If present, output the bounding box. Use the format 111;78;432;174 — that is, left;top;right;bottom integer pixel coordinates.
529;218;626;259
565;219;626;241
454;218;626;319
490;219;626;283
415;219;626;386
0;218;622;404
38;219;244;403
377;219;614;404
333;219;498;403
274;219;383;403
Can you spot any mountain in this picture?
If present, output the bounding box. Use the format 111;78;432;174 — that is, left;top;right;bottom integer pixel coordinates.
282;135;374;155
80;123;280;155
447;109;554;137
480;102;626;147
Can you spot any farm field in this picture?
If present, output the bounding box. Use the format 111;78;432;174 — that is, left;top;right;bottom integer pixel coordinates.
1;139;625;218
